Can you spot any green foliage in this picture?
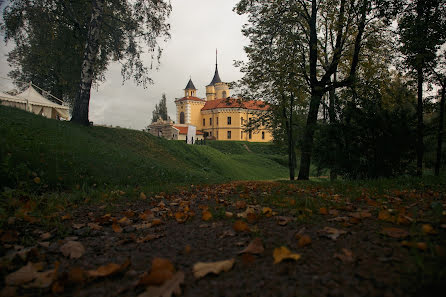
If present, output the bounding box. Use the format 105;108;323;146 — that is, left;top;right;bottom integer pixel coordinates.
151;93;168;123
314;73;418;178
1;0;171;105
0;106;288;193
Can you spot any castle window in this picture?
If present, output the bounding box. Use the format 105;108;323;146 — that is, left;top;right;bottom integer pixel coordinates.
241;131;243;139
203;118;205;126
262;131;265;139
222;91;227;98
241;117;244;124
210;118;212;125
227;117;231;125
210;131;212;136
180;112;185;124
217;117;219;125
227;131;231;139
249;131;252;139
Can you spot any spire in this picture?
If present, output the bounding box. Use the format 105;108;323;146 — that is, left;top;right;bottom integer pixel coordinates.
184;78;196;90
209;49;222;86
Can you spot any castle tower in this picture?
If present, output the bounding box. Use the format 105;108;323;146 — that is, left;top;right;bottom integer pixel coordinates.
184;78;197;97
206;50;230;101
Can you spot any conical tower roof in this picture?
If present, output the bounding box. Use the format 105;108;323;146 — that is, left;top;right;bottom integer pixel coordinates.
184;78;196;90
209;65;222;86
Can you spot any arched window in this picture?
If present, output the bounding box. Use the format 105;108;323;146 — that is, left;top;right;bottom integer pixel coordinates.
180;112;185;124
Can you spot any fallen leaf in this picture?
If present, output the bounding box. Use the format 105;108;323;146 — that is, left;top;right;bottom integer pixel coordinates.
140;192;147;200
401;241;428;251
237;207;255;219
139;258;175;286
33;177;41;184
233;220;249;232
72;223;85;229
5;262;40;286
334;248;354;263
262;207;273;217
225;211;233;218
88;259;130;278
112;223;123;233
24;269;56;288
381;227;409;239
319;207;328;215
202;211;212;221
87;222;102;230
40;232;52;240
321;227;347;240
60;241;85;259
421;224;437;235
1;230;19;242
118;216;131;225
273;246;301;264
138;271;184;297
276;216;294;226
193;259;235;279
378;209;391;221
235;201;247;209
67;267;86;283
238;238;264;255
297;235;312;247
174;212;187;223
328;209;339;216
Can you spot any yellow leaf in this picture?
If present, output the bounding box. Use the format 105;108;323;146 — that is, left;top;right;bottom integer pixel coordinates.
262;207;273;217
202;211;212;221
297;235;312;247
273;246;301;264
33;177;41;184
192;259;235;279
233;220;249;232
112;223;122;233
88;259;130;278
140;192;147;200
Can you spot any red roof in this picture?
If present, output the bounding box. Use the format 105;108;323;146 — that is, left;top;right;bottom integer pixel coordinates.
201;98;269;111
173;125;204;135
176;96;205;102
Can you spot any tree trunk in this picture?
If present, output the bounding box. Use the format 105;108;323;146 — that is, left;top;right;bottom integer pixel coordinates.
71;0;104;125
283;95;295;180
329;74;337;181
435;83;445;176
416;67;424;176
298;89;323;180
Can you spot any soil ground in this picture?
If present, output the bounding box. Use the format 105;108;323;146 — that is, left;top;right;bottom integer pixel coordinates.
1;181;445;297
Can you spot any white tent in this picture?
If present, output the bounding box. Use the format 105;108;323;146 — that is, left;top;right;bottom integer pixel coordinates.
0;85;70;120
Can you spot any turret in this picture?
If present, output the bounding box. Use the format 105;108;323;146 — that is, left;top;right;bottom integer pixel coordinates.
206;50;229;100
184;78;197;97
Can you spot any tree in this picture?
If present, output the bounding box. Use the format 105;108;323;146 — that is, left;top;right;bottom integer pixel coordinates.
2;0;171;123
151;93;168;123
397;0;446;176
236;0;392;180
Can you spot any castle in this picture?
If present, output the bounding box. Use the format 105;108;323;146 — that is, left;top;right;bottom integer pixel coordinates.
174;58;272;142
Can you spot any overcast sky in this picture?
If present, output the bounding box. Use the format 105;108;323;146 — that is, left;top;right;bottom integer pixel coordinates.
0;0;248;130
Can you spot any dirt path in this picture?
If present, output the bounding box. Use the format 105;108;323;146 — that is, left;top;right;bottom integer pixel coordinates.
1;181;445;297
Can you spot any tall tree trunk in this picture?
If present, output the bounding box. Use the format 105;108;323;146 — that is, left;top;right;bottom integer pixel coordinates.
283;94;296;180
329;74;337;181
71;0;104;125
435;82;445;176
416;67;424;176
298;89;323;180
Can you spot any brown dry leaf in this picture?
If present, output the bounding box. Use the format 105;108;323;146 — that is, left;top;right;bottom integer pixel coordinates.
233;220;250;232
319;207;328;215
246;212;258;224
88;259;130;278
60;241;85;259
401;241;428;251
138;271;185;297
152;219;163;226
5;262;41;286
72;223;85;230
328;209;339;216
262;207;273;217
273;246;301;264
174;212;187;223
118;216;131;225
225;211;233;218
381;227;409;239
238;238;264;255
334;248;354;263
193;259;235;279
112;223;123;233
140;192;147;200
421;224;437;235
321;227;347;240
136;234;162;243
276;216;294;226
298;235;312;247
87;222;102;230
1;230;19;243
24;269;56;288
138;258;175;286
237;207;255;219
61;214;72;221
235;201;247;209
40;232;52;240
202;211;212;221
378;209;391;221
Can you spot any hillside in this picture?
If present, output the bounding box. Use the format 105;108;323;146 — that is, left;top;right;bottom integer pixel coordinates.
0;106;288;194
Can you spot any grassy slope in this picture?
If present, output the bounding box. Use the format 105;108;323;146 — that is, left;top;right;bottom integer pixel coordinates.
0;106;288;193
